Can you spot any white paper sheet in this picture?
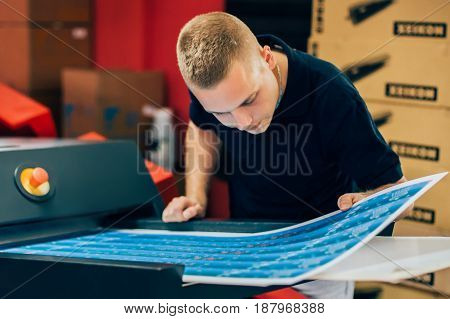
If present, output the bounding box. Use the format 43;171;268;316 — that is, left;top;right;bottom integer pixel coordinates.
314;236;450;282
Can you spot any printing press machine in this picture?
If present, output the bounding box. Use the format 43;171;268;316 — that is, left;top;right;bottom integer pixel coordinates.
0;139;394;298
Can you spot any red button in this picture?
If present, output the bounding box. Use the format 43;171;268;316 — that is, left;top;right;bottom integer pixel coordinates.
29;167;49;188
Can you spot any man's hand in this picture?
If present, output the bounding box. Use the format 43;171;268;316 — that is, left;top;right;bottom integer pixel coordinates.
162;196;206;223
337;176;413;221
337;192;368;211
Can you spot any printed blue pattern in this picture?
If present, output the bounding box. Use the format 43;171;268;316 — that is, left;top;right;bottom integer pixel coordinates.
0;181;429;280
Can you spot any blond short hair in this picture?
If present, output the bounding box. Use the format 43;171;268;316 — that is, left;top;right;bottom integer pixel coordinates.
177;12;258;89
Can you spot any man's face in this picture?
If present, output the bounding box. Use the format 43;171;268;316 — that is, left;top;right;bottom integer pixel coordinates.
191;50;279;134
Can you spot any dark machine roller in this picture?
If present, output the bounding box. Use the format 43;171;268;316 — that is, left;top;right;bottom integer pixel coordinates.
0;139;299;298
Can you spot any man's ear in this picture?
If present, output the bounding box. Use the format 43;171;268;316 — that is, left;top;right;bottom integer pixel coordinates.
260;45;276;70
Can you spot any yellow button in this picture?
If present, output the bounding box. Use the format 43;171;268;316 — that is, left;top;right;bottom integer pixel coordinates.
20;167;50;196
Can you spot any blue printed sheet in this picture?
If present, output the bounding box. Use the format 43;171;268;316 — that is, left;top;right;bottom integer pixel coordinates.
1;173;447;286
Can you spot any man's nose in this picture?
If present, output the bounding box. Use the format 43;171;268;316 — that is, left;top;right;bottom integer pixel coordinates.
231;108;253;130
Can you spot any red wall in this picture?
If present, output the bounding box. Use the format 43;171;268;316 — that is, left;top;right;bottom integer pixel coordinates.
95;0;224;121
95;0;147;70
94;0;230;218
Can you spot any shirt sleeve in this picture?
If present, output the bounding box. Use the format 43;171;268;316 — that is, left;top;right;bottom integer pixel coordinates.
319;90;403;191
188;90;219;131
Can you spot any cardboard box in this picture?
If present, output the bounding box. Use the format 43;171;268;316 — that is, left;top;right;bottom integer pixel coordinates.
393;165;450;231
308;36;450;107
367;102;450;169
401;270;450;296
396;189;450;232
392;223;450;295
0;0;91;22
367;102;450;230
356;282;445;299
62;68;165;139
311;0;449;43
394;220;450;237
0;25;91;92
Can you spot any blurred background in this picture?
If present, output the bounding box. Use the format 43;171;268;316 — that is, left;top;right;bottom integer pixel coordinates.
0;0;448;299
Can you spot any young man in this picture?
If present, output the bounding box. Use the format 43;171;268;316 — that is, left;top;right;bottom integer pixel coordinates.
163;12;409;298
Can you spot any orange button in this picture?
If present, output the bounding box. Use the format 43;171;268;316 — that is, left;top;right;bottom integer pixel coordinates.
29;167;49;188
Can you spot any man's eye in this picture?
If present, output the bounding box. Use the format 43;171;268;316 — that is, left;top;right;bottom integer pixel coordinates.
243;98;255;106
243;94;257;106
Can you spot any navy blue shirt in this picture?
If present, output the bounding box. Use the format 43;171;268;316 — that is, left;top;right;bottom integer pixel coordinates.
189;35;403;221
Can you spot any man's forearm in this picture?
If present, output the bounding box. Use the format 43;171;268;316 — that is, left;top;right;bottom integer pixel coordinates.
184;121;221;213
365;176;408;196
